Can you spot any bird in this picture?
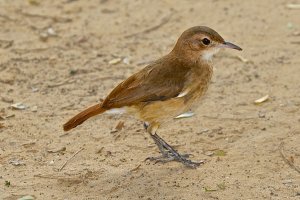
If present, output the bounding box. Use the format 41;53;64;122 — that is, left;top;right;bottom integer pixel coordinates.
63;26;242;168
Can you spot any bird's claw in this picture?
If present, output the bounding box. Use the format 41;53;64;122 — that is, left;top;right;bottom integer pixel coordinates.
145;153;204;168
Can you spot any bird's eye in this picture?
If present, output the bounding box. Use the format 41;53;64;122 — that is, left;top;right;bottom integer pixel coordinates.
202;38;211;45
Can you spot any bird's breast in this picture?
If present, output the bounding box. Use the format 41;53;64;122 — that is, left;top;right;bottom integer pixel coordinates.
179;64;213;107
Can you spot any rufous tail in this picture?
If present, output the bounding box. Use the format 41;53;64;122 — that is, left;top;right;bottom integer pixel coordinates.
63;104;106;131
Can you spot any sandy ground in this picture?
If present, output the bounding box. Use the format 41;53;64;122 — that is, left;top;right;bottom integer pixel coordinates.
0;0;300;199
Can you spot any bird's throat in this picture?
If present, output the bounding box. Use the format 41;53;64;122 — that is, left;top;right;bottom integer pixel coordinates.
201;48;220;62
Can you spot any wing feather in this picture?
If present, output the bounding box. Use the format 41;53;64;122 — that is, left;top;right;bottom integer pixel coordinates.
102;60;191;108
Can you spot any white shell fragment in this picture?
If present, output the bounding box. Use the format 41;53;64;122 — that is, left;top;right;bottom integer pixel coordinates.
11;102;27;110
9;159;25;166
254;95;269;104
123;57;130;65
47;27;56;36
108;58;122;65
175;111;195;119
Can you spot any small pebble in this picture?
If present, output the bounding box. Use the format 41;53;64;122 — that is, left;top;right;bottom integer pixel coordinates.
31;106;38;112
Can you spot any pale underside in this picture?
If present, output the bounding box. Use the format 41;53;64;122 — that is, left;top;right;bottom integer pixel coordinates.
106;103;195;119
105;93;200;129
201;48;220;61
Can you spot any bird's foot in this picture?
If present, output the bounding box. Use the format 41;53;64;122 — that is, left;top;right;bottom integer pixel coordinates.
146;153;190;162
147;133;204;168
146;153;203;168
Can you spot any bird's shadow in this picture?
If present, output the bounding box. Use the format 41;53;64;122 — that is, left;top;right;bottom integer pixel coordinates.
85;162;199;199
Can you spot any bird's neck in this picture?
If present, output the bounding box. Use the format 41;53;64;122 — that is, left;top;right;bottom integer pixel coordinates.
170;48;214;66
168;50;214;71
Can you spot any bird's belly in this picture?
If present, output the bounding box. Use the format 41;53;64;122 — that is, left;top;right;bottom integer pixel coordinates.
106;108;127;114
127;98;188;125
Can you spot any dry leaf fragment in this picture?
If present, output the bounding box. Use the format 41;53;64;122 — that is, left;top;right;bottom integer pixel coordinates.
286;4;300;9
115;121;125;131
0;114;15;120
235;55;250;63
204;187;217;192
31;87;39;92
214;149;226;156
9;159;25;166
11;102;27;110
217;183;226;190
287;22;294;29
22;141;36;148
5;180;10;187
293;31;300;36
130;164;142;172
289;156;294;164
95;147;104;154
18;195;35;200
254;95;269;104
39;32;49;41
47;147;66;153
6;114;15;118
28;0;40;5
31;106;38;112
108;58;122;65
0;39;14;48
205;151;214;156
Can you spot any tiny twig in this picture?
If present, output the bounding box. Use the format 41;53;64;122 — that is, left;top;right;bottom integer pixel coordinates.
125;14;172;38
202;115;256;121
60;103;75;110
47;146;66;153
279;142;300;174
129;164;141;172
0;114;15;120
34;174;60;179
59;132;71;137
34;174;84;184
48;79;75;88
0;14;16;22
0;40;14;48
12;46;67;55
18;10;72;23
58;148;84;171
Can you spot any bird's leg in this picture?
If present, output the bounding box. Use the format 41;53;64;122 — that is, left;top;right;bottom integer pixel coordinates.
144;122;189;158
144;123;203;168
144;123;171;157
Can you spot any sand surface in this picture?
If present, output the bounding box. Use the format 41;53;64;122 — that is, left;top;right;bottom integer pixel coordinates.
1;0;300;199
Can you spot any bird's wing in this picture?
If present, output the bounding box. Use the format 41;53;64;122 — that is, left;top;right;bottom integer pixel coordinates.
102;61;191;108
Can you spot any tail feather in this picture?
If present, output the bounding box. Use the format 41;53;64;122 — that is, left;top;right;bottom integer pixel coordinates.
63;104;106;131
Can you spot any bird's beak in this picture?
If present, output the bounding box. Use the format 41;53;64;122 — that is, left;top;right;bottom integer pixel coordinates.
220;41;242;51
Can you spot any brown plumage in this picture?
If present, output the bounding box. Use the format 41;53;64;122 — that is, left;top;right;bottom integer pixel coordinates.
63;26;242;168
63;104;106;131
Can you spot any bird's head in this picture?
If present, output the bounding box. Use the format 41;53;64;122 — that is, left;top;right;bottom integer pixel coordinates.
172;26;242;62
